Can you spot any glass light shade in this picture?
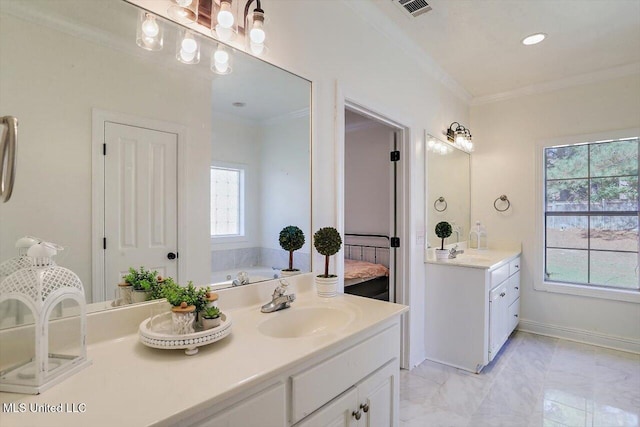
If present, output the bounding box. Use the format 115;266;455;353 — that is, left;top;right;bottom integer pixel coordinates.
212;0;237;42
168;0;199;24
176;30;200;64
211;45;232;75
246;9;266;55
136;11;163;51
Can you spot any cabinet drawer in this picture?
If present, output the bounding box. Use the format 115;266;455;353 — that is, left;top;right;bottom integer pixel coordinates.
490;264;509;288
290;324;398;423
509;257;521;276
508;298;520;333
507;271;520;306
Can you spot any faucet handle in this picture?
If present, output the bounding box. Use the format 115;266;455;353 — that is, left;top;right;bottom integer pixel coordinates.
279;278;289;288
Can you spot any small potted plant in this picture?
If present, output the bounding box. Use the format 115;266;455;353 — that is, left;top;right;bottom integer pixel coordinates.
163;281;197;335
279;225;305;277
201;306;222;330
123;266;158;303
313;227;342;297
435;221;452;260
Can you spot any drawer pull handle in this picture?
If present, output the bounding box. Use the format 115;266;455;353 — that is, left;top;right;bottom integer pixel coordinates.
352;410;362;420
515;265;519;269
514;314;519;318
360;403;369;413
515;286;519;290
500;292;506;297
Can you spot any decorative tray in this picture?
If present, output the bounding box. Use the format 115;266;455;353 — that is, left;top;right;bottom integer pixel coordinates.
138;312;232;355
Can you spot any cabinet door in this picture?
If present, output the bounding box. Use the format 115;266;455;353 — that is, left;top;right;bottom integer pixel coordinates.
296;387;359;427
508;298;520;333
357;360;398;427
190;383;286;427
489;283;508;360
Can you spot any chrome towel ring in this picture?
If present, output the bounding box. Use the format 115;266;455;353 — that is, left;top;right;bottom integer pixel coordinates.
494;195;510;212
434;196;447;212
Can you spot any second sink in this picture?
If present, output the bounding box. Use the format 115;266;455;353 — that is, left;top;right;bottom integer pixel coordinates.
258;306;354;339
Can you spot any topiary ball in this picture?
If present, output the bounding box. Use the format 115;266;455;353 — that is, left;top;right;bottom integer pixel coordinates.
279;225;305;252
435;221;453;239
313;227;342;256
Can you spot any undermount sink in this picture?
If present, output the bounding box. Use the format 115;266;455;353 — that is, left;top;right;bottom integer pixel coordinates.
258;306;354;339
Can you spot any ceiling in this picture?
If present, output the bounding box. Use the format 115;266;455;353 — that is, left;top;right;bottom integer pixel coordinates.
368;0;640;101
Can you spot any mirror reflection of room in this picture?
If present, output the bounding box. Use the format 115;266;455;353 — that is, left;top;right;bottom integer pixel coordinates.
0;0;311;319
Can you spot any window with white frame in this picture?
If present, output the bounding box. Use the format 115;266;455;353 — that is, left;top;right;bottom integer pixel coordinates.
210;166;245;238
544;137;639;290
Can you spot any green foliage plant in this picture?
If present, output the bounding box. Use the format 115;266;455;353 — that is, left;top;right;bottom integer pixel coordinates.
201;306;221;319
279;225;306;271
313;227;342;278
435;221;452;250
163;281;210;311
124;266;158;292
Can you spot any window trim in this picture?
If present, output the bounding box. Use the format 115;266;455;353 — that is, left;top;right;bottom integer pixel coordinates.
535;128;640;303
210;162;247;244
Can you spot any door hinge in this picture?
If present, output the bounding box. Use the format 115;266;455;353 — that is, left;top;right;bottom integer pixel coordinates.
391;237;400;247
103;237;106;250
103;143;106;155
390;150;400;162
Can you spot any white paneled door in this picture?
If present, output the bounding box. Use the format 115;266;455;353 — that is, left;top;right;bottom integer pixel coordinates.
103;122;178;293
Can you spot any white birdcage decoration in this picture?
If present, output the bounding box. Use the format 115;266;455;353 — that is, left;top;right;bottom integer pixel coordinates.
0;242;91;394
0;236;44;279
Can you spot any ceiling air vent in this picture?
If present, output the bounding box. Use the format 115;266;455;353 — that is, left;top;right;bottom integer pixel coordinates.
394;0;432;18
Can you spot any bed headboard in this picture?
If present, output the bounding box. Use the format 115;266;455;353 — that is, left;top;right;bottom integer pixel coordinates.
344;233;390;267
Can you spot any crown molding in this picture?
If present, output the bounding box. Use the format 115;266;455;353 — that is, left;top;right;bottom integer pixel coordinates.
261;108;310;125
471;62;640;106
343;0;472;104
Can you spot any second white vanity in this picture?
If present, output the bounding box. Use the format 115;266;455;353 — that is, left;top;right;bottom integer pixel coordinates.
425;248;521;373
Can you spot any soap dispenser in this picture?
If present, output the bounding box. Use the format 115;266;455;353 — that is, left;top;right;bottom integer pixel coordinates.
469;221;488;250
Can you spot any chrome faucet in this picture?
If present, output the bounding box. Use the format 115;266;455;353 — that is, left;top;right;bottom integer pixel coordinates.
232;271;249;287
449;244;464;259
261;279;296;313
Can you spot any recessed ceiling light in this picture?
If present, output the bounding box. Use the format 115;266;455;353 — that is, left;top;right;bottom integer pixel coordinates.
522;33;546;46
232;102;246;107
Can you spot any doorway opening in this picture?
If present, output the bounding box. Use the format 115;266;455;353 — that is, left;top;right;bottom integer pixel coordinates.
339;99;410;368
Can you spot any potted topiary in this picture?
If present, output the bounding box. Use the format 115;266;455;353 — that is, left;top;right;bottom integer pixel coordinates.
313;227;342;297
201;306;221;329
123;266;158;303
435;221;452;260
279;225;305;277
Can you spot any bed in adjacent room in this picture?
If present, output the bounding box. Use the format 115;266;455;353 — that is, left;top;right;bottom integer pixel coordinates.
344;233;391;301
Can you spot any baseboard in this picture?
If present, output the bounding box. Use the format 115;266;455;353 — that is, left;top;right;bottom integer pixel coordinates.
518;319;640;354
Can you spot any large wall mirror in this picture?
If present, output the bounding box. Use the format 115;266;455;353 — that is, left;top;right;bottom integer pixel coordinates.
0;0;311;322
425;133;470;250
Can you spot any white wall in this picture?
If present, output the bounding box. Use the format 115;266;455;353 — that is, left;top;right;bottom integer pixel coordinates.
344;122;392;236
470;74;640;350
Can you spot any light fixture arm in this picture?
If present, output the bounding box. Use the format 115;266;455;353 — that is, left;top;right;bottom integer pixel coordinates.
244;0;263;23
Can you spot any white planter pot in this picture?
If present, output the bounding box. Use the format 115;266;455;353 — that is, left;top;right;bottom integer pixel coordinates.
315;275;338;298
131;290;151;303
435;249;449;260
202;316;221;330
280;269;300;277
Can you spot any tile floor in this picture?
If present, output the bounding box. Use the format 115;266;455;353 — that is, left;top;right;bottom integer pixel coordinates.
400;332;640;427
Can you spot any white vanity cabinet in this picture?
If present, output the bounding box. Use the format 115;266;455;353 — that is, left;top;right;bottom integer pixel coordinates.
425;252;521;373
182;322;401;427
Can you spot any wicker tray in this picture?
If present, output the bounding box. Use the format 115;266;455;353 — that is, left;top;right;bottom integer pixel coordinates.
138;311;232;355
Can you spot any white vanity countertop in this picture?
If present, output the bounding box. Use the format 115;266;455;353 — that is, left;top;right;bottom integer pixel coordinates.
0;275;408;427
425;248;521;270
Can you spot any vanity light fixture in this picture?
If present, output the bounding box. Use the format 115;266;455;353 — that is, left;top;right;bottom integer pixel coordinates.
168;0;199;23
211;44;232;74
446;122;473;152
176;29;201;64
522;32;546;46
209;0;268;56
136;11;164;51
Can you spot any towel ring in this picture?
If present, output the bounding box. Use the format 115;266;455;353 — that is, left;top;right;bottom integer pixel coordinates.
434;197;447;212
494;195;511;212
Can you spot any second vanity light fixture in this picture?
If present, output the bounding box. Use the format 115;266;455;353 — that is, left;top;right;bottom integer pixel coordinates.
446;122;474;152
